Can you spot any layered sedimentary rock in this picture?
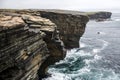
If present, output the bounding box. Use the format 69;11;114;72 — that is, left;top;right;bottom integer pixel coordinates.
32;9;112;20
38;9;112;20
38;10;89;49
0;9;89;80
0;14;52;80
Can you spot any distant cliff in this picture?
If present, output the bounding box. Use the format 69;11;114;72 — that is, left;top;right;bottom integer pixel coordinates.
0;9;89;80
86;11;112;20
35;9;112;20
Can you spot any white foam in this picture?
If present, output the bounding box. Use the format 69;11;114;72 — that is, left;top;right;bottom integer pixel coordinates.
92;39;109;54
67;49;93;58
92;49;101;54
114;19;120;21
74;67;90;76
44;72;71;80
100;39;109;50
84;59;93;65
80;42;86;48
94;54;102;60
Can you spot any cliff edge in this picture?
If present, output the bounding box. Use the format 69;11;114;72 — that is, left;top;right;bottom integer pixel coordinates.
0;9;89;80
35;9;112;20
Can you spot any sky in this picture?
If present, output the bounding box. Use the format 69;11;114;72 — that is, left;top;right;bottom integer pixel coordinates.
0;0;120;12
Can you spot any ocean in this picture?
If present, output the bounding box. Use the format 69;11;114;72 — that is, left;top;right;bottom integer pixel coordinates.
44;13;120;80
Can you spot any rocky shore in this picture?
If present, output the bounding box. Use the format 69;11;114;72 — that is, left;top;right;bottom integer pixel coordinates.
0;9;89;80
0;9;112;80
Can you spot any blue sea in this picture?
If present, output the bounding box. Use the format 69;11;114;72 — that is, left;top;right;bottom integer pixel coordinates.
44;13;120;80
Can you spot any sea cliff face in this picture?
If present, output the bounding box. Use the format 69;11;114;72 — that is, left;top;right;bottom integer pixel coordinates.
0;9;89;80
39;10;89;49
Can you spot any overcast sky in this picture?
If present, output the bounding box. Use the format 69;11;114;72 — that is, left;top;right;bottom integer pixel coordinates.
0;0;120;12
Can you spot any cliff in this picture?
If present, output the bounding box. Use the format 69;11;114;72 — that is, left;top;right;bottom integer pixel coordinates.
38;10;89;49
35;9;112;20
86;11;112;20
0;9;89;80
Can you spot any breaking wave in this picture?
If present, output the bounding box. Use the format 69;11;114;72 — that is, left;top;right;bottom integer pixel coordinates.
44;38;120;80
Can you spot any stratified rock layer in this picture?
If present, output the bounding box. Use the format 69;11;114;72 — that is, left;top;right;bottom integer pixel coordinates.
38;10;89;49
0;9;89;80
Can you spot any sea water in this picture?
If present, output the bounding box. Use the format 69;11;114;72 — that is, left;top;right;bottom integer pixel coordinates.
44;13;120;80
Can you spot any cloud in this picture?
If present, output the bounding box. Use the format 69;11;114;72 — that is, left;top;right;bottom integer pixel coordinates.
0;0;120;11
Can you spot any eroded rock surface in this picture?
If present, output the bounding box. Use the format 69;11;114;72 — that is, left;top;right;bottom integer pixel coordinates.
0;9;89;80
39;10;89;49
0;16;25;31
